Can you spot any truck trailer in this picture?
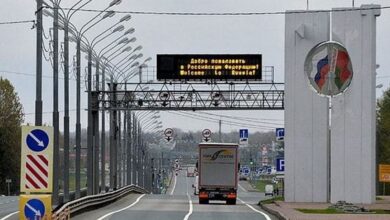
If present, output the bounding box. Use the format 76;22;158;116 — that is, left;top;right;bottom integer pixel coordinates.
198;143;239;205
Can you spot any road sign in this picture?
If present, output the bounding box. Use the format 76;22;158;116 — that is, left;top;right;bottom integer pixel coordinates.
276;158;285;172
19;195;51;220
239;129;249;145
239;129;248;139
164;128;174;137
203;137;210;142
202;129;211;138
26;129;49;152
242;166;250;175
276;128;284;141
5;179;12;183
379;164;390;182
165;136;172;142
20;126;53;193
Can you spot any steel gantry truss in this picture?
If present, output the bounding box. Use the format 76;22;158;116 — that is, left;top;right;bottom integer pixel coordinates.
92;82;284;111
85;67;285;196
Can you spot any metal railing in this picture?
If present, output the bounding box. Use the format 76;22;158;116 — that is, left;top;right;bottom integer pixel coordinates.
52;185;148;220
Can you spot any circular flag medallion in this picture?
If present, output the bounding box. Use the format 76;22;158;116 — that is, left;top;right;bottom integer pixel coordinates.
304;41;353;97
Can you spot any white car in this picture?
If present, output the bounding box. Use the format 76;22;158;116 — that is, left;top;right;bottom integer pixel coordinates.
265;184;274;196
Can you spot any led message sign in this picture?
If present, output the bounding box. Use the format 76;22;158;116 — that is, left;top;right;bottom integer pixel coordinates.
157;54;262;81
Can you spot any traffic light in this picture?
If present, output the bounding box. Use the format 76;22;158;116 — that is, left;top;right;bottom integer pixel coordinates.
250;158;253;165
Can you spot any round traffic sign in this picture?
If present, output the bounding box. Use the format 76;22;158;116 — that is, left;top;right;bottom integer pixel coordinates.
202;129;211;138
24;199;45;219
164;128;174;137
304;41;353;97
26;129;49;152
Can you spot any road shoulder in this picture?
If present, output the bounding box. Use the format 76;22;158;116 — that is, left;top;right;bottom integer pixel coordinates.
72;193;142;220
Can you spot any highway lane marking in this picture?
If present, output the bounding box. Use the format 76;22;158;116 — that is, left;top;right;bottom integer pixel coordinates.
238;183;248;192
238;198;271;220
0;211;19;220
170;174;177;195
183;194;193;220
96;194;145;220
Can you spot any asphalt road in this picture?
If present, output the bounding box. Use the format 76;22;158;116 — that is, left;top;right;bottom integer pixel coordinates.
0;196;19;219
74;170;277;220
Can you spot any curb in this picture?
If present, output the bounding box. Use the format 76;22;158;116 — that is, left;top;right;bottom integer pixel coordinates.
258;203;289;220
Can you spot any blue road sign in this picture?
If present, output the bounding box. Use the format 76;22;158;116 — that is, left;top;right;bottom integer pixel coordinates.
242;166;250;175
24;199;45;219
239;129;249;139
276;158;285;172
276;128;285;141
26;129;49;152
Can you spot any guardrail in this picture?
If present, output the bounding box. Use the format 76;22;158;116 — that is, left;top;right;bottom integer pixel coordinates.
52;185;148;220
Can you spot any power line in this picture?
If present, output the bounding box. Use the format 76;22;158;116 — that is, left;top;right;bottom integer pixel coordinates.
0;70;78;82
181;111;278;129
0;20;35;25
47;5;389;16
196;111;284;125
24;108;86;116
167;111;275;130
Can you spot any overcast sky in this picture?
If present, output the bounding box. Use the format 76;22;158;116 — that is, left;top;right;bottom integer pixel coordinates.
0;0;389;136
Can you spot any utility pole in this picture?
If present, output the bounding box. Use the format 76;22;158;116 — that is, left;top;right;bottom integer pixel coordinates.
219;119;222;142
100;67;106;192
126;110;132;185
132;114;137;185
63;18;70;203
75;39;81;199
94;62;100;194
87;49;93;195
52;2;60;205
35;0;43;126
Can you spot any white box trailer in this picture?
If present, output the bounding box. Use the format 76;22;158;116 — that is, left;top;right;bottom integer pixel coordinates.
198;143;238;205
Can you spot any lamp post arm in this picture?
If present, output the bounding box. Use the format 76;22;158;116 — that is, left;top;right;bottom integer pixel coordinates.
91;21;121;48
68;0;93;19
79;4;112;36
105;43;128;60
97;33;125;57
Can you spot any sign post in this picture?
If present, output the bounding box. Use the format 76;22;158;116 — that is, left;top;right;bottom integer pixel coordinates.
19;126;53;220
5;179;11;196
19;194;52;220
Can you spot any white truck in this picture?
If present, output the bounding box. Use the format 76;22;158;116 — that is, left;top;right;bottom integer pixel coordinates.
198;143;239;205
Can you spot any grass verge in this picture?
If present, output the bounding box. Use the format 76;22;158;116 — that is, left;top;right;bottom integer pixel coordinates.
259;196;284;205
296;208;343;214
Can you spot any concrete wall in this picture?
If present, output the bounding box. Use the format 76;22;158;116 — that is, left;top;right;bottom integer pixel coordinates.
284;11;330;202
330;5;380;204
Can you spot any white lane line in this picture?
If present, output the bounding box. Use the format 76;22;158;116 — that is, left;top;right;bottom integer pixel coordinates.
183;194;193;220
170;174;177;195
238;183;248;192
0;211;19;220
238;198;271;220
96;194;145;220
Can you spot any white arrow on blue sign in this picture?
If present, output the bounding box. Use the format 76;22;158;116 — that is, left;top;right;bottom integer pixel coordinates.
239;129;248;139
26;129;49;152
24;199;45;219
